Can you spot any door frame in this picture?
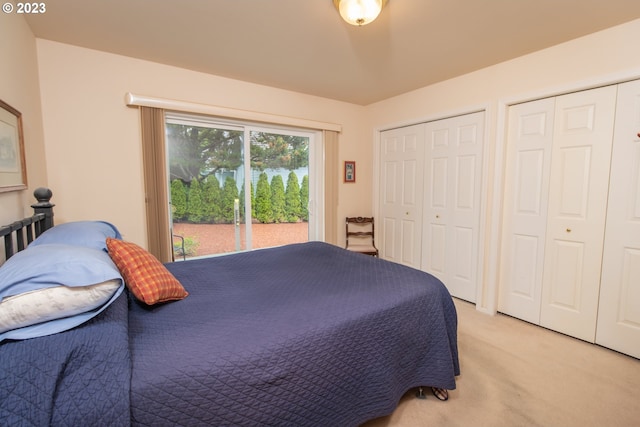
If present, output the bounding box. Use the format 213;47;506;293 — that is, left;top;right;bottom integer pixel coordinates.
372;71;640;316
488;69;640;315
165;112;322;256
373;105;491;309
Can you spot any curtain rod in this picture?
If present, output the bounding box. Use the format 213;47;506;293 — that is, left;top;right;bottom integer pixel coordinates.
125;93;342;132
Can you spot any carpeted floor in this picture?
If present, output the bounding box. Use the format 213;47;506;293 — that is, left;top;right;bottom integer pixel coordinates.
362;299;640;427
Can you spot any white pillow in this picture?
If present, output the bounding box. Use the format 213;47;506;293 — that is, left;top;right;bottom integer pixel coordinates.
0;279;121;334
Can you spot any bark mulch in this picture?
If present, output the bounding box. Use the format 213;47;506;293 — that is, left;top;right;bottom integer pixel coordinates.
172;222;308;257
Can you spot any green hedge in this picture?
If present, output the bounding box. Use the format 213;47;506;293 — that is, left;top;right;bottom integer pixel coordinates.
171;173;308;224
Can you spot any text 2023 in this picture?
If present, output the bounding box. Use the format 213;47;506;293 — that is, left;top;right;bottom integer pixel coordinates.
17;2;46;13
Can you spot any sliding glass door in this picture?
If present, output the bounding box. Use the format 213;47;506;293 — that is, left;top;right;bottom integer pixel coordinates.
166;113;316;259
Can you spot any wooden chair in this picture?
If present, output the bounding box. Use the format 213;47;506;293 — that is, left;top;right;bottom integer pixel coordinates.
345;217;379;257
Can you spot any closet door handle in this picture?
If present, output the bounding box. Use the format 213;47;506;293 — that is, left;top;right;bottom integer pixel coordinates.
566;228;572;233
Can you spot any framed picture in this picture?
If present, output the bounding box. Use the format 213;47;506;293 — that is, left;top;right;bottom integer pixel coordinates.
0;100;27;193
344;161;356;183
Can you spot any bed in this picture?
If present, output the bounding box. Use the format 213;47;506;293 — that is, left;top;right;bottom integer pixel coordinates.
0;189;459;426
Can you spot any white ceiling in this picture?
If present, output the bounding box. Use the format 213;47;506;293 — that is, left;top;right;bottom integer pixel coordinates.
24;0;640;105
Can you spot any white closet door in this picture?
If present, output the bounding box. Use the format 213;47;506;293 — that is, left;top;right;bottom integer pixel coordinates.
379;124;425;268
422;112;484;302
540;86;617;342
498;98;555;323
596;79;640;358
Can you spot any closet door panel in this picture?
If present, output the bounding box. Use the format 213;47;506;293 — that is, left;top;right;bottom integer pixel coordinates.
454;226;474;282
510;235;540;297
424;129;451;282
596;79;640;358
431;158;448;208
456;155;476;209
382;217;396;259
379;125;424;268
547;240;585;309
540;85;617;342
423;112;484;302
428;223;446;274
498;98;555;323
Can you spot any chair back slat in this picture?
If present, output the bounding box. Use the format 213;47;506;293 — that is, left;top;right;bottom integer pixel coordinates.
345;216;378;257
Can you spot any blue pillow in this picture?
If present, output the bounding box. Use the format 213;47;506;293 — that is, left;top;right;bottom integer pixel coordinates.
0;244;124;342
29;221;122;251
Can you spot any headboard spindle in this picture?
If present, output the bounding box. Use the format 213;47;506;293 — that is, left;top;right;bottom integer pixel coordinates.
0;187;55;261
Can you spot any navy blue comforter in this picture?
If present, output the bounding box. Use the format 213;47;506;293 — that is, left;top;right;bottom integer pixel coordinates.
1;242;458;427
0;290;131;426
129;242;459;426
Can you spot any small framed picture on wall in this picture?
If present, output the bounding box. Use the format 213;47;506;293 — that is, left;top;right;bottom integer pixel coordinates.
344;161;356;183
0;99;27;193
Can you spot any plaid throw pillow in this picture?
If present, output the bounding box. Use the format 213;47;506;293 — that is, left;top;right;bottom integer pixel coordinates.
106;238;188;305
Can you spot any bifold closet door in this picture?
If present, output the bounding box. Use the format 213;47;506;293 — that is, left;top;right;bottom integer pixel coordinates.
539;85;617;342
422;112;484;303
498;98;555;324
379;124;425;268
596;79;640;359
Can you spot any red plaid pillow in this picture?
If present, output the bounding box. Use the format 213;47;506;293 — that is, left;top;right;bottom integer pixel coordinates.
106;238;188;305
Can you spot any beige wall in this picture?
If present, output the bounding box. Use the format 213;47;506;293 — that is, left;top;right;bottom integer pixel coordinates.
0;14;47;230
366;19;640;311
35;40;369;247
8;14;640;281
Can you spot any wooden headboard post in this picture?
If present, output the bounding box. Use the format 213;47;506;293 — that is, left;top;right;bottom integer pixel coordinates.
0;187;55;261
31;187;55;232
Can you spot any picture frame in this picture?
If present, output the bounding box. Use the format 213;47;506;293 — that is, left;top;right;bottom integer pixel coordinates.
0;100;27;193
344;161;356;183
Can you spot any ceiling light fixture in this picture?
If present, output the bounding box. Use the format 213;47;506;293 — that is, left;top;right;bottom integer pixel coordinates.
333;0;388;26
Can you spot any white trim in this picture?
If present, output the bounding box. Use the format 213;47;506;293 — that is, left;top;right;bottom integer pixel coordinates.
486;70;640;316
163;109;322;250
125;92;342;132
474;103;493;314
373;103;491;262
374;105;490;309
480;99;509;316
498;67;640;107
375;104;488;133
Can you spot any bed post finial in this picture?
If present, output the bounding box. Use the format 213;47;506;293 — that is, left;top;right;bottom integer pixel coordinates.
31;187;55;231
